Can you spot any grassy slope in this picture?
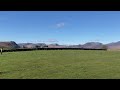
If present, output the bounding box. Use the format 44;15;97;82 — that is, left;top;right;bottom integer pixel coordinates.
0;50;120;79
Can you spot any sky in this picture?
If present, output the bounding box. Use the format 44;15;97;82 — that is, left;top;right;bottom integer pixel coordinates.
0;11;120;45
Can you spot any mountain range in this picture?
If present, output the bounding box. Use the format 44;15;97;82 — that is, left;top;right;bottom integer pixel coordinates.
1;41;120;50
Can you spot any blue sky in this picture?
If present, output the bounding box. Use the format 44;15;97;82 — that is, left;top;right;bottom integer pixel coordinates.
0;11;120;45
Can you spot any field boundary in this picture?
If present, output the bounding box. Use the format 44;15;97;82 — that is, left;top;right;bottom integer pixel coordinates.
2;48;107;52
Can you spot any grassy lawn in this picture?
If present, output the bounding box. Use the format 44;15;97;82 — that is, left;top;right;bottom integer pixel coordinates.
0;50;120;79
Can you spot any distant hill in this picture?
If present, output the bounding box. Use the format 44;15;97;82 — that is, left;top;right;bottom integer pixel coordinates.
18;43;48;49
106;41;120;50
18;43;36;48
67;44;82;48
0;41;20;49
2;41;120;50
82;42;104;49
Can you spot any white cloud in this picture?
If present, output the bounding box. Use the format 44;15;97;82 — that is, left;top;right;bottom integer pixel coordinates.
33;39;59;43
47;39;58;43
95;39;100;42
56;22;65;28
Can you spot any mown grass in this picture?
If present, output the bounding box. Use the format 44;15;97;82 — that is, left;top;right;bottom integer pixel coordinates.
0;50;120;79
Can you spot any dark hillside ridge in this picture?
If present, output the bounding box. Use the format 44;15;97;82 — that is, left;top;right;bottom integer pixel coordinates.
0;41;20;49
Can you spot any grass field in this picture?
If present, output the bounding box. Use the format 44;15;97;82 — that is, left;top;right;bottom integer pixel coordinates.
0;50;120;79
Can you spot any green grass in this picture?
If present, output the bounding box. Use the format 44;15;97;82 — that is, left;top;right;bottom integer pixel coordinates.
0;50;120;79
